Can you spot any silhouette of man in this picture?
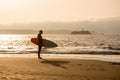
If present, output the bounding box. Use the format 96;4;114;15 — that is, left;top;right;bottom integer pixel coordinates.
37;30;43;59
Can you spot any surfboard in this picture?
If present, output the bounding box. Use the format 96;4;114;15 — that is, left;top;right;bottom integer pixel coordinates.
31;38;58;48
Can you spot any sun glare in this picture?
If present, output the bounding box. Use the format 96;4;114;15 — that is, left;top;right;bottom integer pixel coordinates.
0;0;24;8
0;34;20;40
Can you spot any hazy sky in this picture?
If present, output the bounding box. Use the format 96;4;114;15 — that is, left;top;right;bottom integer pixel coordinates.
0;0;120;24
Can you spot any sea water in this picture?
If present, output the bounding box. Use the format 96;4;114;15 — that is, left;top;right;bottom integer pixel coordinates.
0;34;120;62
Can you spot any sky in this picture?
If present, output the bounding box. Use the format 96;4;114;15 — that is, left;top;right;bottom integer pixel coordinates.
0;0;120;24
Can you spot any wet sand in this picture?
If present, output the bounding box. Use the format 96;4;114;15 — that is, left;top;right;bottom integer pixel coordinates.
0;57;120;80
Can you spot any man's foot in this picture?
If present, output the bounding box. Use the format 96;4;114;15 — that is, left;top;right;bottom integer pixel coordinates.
38;57;42;59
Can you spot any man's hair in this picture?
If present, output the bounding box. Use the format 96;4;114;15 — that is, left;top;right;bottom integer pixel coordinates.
39;30;43;34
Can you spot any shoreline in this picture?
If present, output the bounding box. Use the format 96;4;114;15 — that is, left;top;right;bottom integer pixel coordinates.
0;53;120;62
0;57;120;80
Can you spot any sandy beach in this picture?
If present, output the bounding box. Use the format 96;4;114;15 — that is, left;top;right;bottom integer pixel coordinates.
0;57;120;80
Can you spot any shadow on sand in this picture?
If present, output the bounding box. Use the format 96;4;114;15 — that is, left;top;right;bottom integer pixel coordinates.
40;58;70;69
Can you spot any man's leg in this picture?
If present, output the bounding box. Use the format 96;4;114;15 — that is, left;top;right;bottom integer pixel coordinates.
38;46;42;59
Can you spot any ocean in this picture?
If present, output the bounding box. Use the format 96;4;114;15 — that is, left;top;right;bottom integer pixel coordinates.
0;34;120;62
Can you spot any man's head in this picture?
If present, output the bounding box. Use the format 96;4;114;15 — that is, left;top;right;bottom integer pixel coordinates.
39;30;43;34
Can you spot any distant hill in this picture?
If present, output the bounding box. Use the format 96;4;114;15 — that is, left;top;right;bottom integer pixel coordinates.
71;30;91;34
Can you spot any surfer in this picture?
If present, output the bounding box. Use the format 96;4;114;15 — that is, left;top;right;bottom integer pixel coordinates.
37;30;43;59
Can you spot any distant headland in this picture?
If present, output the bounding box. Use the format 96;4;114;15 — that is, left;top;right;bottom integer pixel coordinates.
71;30;91;34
